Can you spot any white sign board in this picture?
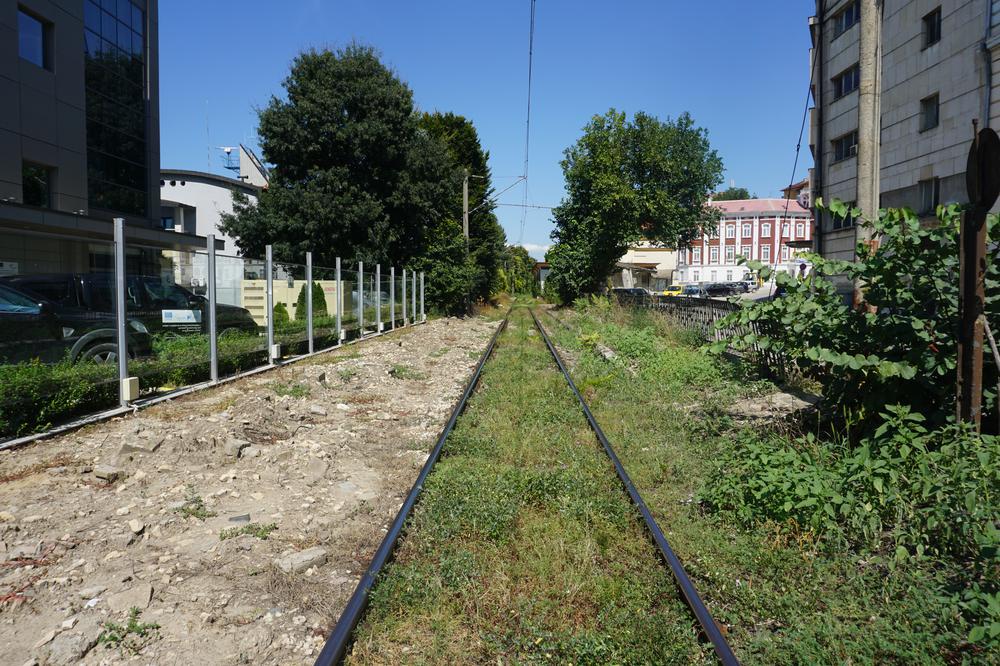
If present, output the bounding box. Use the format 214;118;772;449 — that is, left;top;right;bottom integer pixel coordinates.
161;309;202;324
0;261;19;277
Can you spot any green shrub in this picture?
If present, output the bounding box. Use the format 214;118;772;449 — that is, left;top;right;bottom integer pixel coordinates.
272;302;290;327
702;406;1000;648
0;359;118;438
295;282;328;321
713;202;999;435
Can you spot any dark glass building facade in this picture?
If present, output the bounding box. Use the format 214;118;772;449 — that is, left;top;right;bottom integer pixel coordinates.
83;0;148;217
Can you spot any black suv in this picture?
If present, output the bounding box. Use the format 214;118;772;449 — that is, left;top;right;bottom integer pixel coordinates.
2;273;258;337
0;282;152;364
611;287;649;305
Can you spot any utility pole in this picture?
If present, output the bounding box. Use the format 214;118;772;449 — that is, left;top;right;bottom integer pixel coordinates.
854;0;882;308
462;168;470;246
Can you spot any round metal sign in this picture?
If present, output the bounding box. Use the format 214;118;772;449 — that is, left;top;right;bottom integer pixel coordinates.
966;127;1000;209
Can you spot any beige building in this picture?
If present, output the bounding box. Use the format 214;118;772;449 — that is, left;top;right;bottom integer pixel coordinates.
808;0;1000;264
614;244;677;291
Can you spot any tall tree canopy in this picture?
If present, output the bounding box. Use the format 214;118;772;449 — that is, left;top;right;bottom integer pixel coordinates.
417;112;506;303
498;245;538;296
546;110;723;302
713;186;757;201
221;45;454;268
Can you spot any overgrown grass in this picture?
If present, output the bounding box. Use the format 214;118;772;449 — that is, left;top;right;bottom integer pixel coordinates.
543;301;997;664
388;364;427;381
349;309;710;664
97;607;160;655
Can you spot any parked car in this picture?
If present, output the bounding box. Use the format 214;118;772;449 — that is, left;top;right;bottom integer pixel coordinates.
703;283;734;297
611;288;649;304
681;285;708;298
2;273;258;337
0;282;152;364
662;285;683;297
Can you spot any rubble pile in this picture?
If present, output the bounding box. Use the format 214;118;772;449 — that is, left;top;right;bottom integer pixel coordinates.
0;317;497;665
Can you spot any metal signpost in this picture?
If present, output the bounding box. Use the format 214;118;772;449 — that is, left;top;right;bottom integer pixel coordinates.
957;125;1000;430
306;252;314;354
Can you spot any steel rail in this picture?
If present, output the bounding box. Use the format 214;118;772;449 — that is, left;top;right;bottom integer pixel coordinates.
529;308;740;666
314;311;511;666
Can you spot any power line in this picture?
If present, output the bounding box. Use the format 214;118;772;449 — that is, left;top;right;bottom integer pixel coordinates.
767;48;816;298
518;0;537;245
468;176;525;216
497;202;554;210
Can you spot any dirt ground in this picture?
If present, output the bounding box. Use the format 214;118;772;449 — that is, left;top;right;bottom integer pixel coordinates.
0;316;498;666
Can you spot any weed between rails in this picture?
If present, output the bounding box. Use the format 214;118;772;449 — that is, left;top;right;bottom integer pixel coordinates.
347;309;710;665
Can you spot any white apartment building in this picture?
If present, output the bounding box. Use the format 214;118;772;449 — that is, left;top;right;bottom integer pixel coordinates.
809;0;1000;264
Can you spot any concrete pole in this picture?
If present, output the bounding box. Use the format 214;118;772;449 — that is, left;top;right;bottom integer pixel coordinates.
463;169;470;244
266;245;275;364
854;0;882;306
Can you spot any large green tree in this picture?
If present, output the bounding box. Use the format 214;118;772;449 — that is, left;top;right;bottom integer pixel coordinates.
498;245;538;296
417;112;507;303
546;110;723;302
221;45;454;268
713;186;757;201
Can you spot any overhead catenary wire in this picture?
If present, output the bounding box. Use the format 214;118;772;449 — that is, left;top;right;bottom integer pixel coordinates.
518;0;538;245
767;47;816;298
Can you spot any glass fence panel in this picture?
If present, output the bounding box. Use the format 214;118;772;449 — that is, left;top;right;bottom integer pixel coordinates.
380;277;391;326
0;231;122;440
312;264;339;350
215;253;267;379
272;261;308;358
341;269;358;333
396;276;405;323
365;270;377;332
124;245;210;395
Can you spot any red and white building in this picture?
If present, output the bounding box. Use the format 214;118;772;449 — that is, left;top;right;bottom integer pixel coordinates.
675;198;813;285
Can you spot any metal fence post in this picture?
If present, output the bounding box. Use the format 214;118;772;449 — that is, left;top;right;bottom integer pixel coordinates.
358;261;364;336
335;256;342;342
390;266;395;330
266;244;275;364
412;270;416;323
375;263;382;332
306;251;314;354
113;218;129;406
207;234;218;382
402;269;408;326
420;271;425;322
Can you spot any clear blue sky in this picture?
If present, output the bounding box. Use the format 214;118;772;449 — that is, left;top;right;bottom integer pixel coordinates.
159;1;814;260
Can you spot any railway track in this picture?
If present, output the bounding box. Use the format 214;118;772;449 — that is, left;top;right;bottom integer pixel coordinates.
315;306;738;665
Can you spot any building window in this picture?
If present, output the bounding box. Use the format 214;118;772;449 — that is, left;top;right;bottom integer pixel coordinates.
833;64;860;99
84;0;148;217
761;245;771;262
726;270;733;281
740;247;750;259
693;271;700;282
920;94;939;132
17;8;50;70
923;7;942;48
761;222;772;237
692;248;701;264
796;222;805;237
22;162;52;207
726;225;736;238
742;223;751;237
726;246;736;263
833;0;860;38
161;216;175;230
710;270;717;282
781;246;790;261
710;247;719;264
919;178;939;215
782;223;791;236
832;200;857;230
833;130;859;162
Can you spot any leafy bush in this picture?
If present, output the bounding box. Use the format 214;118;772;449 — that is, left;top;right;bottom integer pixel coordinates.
702;406;1000;647
0;360;118;438
713;202;999;434
272;302;290;327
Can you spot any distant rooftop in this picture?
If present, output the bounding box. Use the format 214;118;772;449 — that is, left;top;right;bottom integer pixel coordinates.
710;198;810;216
